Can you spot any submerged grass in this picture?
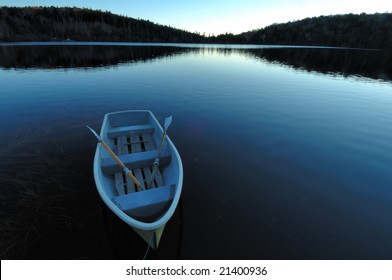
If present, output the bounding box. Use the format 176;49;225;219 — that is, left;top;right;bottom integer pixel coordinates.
0;122;77;259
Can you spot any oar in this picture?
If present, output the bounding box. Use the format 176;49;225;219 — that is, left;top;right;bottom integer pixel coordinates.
148;116;172;188
86;126;143;190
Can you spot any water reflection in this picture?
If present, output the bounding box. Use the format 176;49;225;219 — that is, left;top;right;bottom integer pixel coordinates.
2;44;392;83
244;47;392;82
1;43;391;259
0;45;188;69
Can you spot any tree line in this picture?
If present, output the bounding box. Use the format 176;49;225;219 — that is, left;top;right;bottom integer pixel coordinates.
1;7;391;49
0;6;204;43
237;13;392;49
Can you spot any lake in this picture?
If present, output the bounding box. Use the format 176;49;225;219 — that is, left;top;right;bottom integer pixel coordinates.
0;43;391;259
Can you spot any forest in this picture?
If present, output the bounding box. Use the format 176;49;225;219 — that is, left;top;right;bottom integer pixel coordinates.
230;13;392;49
1;6;391;49
0;6;203;43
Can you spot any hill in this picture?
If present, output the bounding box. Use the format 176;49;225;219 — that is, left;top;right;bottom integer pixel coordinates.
1;7;391;49
214;13;392;49
0;6;203;43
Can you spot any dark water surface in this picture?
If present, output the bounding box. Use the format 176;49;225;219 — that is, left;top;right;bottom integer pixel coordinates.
1;43;391;259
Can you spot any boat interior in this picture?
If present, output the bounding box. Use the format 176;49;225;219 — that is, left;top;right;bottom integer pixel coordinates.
101;119;175;221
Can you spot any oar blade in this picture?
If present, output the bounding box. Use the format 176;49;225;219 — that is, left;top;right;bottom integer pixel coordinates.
86;126;101;142
164;116;172;130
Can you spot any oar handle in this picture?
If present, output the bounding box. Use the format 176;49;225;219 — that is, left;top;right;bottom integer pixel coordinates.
101;141;124;168
147;116;172;189
101;140;142;188
157;131;167;158
87;125;142;188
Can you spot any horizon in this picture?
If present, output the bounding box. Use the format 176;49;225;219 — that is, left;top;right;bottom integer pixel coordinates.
1;1;391;35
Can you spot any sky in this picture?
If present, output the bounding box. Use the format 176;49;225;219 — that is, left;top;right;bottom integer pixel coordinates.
1;0;391;35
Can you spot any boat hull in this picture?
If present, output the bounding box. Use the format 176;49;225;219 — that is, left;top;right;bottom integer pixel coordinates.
133;225;165;250
92;110;183;249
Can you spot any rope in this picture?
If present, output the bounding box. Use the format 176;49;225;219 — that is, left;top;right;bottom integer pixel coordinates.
143;243;151;260
142;232;155;260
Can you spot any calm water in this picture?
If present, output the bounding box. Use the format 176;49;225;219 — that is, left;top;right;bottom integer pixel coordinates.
1;43;392;259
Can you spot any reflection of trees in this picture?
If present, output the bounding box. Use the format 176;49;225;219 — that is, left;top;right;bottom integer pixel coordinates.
188;47;392;82
244;48;392;82
1;44;391;82
0;45;187;69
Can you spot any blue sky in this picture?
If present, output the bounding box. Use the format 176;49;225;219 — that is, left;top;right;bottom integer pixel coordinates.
2;0;391;35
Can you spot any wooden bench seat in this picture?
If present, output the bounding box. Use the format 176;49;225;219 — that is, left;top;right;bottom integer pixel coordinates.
107;124;155;138
101;149;171;174
112;184;176;219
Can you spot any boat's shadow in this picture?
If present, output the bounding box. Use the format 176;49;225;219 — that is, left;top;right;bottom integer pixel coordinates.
102;198;183;259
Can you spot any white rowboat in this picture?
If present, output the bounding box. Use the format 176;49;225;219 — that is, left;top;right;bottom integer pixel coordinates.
90;110;183;249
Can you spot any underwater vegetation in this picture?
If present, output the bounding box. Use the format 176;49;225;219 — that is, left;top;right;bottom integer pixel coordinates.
0;121;93;259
